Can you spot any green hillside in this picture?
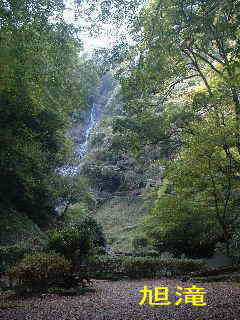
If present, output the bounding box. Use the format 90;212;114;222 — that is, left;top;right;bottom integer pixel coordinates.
94;195;146;252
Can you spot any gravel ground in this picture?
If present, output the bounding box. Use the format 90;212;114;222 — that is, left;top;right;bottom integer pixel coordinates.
1;279;240;320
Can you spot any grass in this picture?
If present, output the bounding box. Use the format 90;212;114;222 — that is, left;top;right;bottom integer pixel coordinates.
94;195;147;252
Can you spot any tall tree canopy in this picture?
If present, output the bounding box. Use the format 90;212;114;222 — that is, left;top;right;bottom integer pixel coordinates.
0;0;98;226
92;0;240;255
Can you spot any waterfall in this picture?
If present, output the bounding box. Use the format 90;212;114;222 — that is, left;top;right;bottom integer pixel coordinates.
55;74;116;214
59;73;115;177
75;103;98;159
59;102;98;176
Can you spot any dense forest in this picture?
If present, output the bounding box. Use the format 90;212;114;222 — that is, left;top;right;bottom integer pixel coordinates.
0;0;99;232
76;0;240;260
1;0;240;309
120;0;240;259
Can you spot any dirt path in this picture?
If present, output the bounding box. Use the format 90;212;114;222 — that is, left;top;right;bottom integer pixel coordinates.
1;279;240;319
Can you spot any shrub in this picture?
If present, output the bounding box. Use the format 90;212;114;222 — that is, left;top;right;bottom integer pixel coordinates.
0;245;27;272
87;255;205;278
132;236;149;250
88;255;123;273
47;225;93;264
8;251;72;293
121;257;205;278
47;217;106;268
79;216;106;248
87;255;205;279
132;249;159;257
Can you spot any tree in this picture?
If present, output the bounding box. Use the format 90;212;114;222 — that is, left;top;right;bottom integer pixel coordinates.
143;191;218;258
0;0;98;226
143;80;240;255
77;0;240;258
117;0;240;148
54;175;91;215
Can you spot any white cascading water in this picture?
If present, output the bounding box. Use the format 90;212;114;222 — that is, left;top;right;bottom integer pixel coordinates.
56;76;114;212
61;75;114;177
75;102;97;159
59;103;98;176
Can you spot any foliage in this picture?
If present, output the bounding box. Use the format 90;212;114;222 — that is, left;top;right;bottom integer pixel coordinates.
0;245;27;272
88;255;205;278
53;175;90;215
143;90;240;254
229;224;240;264
47;216;106;266
116;3;240;254
0;0;99;227
81;120;161;194
81;147;123;193
88;255;123;273
0;204;47;247
79;216;107;248
70;0;240;259
132;235;149;250
0;235;48;272
143;191;220;258
8;251;72;293
121;257;205;278
47;226;93;264
62;204;89;224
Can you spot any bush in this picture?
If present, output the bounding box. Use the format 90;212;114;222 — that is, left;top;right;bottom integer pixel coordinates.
132;249;159;257
47;217;106;269
229;227;240;264
47;224;93;264
87;255;205;279
0;245;27;272
8;251;72;293
132;236;149;250
80;216;107;248
121;257;206;278
88;255;123;273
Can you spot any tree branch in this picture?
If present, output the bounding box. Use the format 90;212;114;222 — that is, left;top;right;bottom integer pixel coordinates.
187;48;223;76
160;74;200;104
194;45;225;66
183;50;213;96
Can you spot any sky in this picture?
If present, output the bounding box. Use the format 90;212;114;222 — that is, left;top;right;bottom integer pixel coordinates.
63;0;117;51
